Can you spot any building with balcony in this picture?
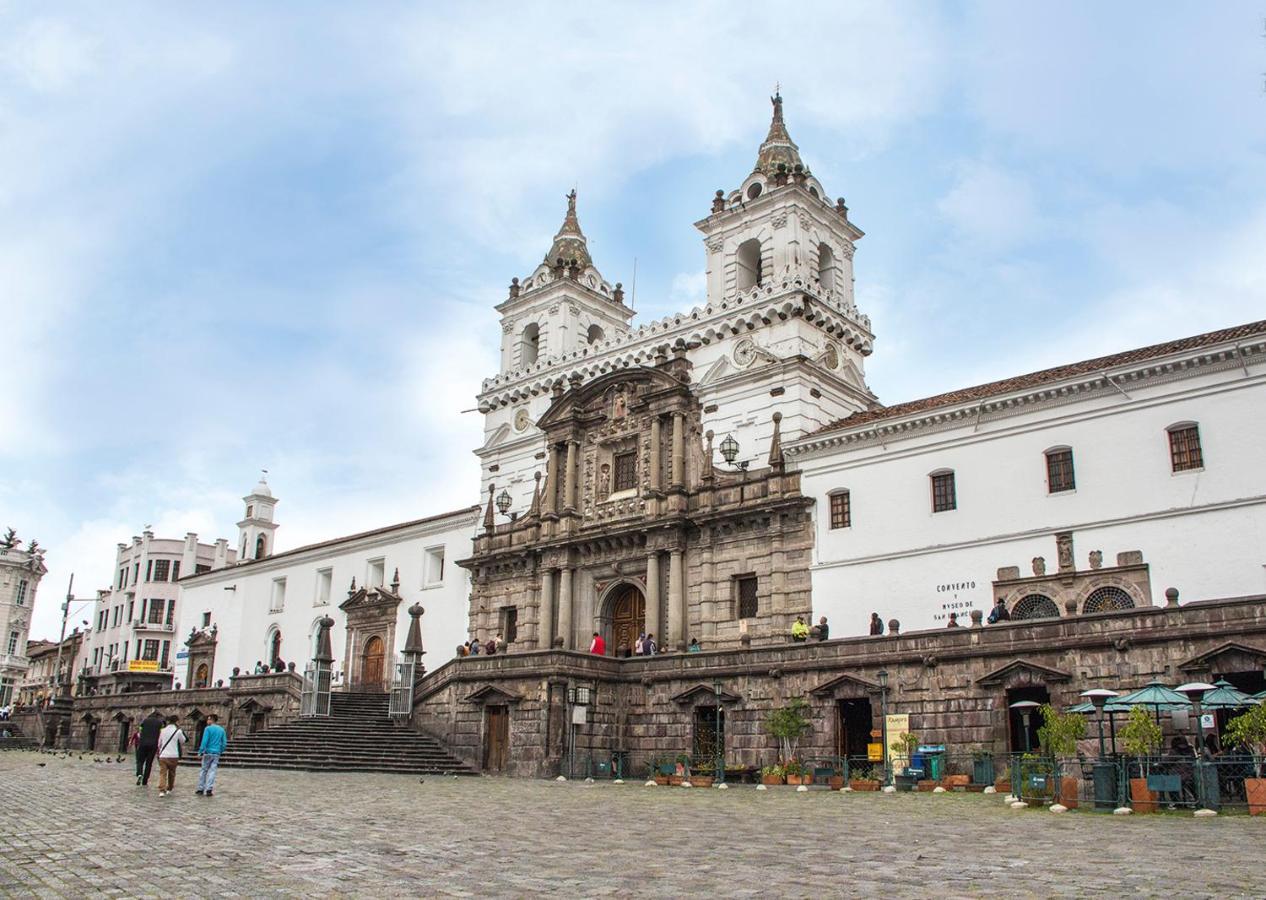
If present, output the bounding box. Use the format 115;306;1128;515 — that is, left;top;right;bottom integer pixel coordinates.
15;631;87;706
0;530;47;707
82;530;233;694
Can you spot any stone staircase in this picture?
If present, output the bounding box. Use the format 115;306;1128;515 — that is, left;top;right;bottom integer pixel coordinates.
202;692;475;775
0;722;38;751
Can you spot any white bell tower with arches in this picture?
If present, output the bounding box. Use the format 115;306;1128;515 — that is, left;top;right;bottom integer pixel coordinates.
236;473;279;563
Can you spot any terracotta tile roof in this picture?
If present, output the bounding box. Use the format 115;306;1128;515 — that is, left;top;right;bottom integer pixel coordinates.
177;505;481;581
808;319;1266;437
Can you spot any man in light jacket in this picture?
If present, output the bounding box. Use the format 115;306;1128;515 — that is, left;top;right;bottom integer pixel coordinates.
196;714;227;797
156;715;186;797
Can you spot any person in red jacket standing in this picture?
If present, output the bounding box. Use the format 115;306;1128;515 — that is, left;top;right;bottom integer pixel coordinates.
589;632;606;655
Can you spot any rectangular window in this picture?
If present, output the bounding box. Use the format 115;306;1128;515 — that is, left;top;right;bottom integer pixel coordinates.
195;563;211;575
171;560;181;581
97;610;107;632
118;568;125;589
829;491;851;529
142;639;160;661
202;612;212;628
160;641;170;669
500;607;518;645
152;559;170;582
1169;425;1203;472
270;578;287;613
133;563;139;585
148;599;166;624
166;601;175;626
931;472;957;513
1046;449;1076;493
146;560;153;581
424;547;445;586
15;580;27;605
7;632;18;654
315;568;333;606
613;450;638;493
367;558;385;589
127;600;134;623
735;575;758;619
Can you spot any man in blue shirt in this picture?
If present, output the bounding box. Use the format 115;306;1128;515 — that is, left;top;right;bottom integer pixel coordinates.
196;713;227;797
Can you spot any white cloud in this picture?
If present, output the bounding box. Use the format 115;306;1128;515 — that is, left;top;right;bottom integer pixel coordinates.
669;271;707;306
2;19;98;93
936;162;1042;252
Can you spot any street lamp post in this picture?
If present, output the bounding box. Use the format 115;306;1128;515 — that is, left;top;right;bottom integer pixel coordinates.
1081;688;1120;810
1009;700;1040;753
877;669;890;785
1177;682;1218;810
713;678;724;785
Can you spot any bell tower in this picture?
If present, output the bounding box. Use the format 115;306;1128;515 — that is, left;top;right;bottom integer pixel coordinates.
236;473;279;562
494;190;634;375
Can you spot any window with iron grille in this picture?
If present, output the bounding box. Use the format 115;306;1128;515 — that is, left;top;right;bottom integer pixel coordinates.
142;639;160;661
829;491;851;529
1045;449;1075;493
171;560;180;581
1168;425;1203;472
15;580;27;605
500;606;518;644
613;450;638;493
930;471;956;513
148;599;166;624
735;575;758;619
152;559;170;582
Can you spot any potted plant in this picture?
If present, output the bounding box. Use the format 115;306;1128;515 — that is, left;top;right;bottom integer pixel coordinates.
1037;704;1086;809
689;762;715;788
849;764;880;791
763;697;811;778
760;763;785;786
649;756;671;785
785;759;809;786
891;732;920;790
1224;703;1266;815
669;753;690;785
1120;706;1163;813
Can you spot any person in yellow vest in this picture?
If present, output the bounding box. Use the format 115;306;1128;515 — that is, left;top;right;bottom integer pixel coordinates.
791;616;809;642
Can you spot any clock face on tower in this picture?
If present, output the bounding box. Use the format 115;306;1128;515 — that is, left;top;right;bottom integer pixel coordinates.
513;408;532;432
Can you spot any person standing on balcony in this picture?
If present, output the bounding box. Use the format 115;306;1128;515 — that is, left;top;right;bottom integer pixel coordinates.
589;632;606;655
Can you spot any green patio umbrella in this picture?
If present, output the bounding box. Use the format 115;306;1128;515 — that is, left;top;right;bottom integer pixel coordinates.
1111;680;1191;725
1198;679;1260;710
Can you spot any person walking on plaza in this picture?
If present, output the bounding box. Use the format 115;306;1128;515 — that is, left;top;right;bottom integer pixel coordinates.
869;612;884;635
791;615;809;642
156;715;186;797
135;710;163;787
589;632;606;655
196;713;227;797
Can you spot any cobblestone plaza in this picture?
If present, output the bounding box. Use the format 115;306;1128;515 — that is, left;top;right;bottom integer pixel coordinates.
1;752;1262;897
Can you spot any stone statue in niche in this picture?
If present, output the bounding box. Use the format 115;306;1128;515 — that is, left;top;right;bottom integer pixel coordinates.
612;389;627;420
1056;532;1074;572
597;463;611;501
1089;550;1103;570
1032;557;1046;576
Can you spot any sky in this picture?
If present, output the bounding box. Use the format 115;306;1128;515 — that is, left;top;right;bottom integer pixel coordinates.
3;3;1265;641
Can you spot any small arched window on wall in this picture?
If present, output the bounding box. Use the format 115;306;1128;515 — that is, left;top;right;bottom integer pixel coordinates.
817;242;836;292
587;324;605;345
521;323;540;366
735;238;762;290
255;534;267;559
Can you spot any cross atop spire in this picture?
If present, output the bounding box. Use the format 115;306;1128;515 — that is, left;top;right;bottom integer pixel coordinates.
544;188;593;268
754;91;803;177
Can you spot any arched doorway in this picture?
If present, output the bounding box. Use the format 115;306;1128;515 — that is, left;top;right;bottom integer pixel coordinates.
268;628;283;667
361;635;385;687
607;585;645;657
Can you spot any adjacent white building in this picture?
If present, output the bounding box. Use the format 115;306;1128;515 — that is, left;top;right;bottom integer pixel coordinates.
0;532;46;706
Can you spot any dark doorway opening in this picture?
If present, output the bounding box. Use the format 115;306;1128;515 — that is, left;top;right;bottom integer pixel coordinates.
1007;686;1050;752
692;705;724;769
117;720;131;754
86;719;98;752
835;698;873;764
484;705;509;772
250;712;266;734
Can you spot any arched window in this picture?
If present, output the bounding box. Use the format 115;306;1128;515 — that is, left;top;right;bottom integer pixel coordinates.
266;627;283;666
817;242;836;291
255;534;267;559
1166;422;1203;472
1012;594;1060;620
1082;586;1135;614
735;238;762;290
1044;446;1075;493
746;181;763;200
587;324;605;345
521;323;540;366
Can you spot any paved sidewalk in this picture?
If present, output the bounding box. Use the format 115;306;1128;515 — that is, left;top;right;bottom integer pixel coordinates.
0;751;1261;897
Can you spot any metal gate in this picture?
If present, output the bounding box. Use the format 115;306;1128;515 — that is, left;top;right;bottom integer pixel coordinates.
389;658;415;720
300;662;332;717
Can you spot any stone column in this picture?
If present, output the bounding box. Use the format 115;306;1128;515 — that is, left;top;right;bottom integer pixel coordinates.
558;567;574;649
645;551;661;646
544;444;559;517
670;412;685;490
539;568;556;650
563;440;579;513
649;417;662;492
668;548;685;651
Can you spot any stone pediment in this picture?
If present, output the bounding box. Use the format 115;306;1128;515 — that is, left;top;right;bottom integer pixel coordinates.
536;367;686;431
669;683;742;705
186;628;217;648
1178;641;1266;675
463;684;523;705
809;672;882;696
236;697;272;712
340;585;406;613
976;658;1071;687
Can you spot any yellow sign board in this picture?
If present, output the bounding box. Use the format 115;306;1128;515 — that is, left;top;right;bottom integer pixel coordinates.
885;713;911;767
128;659;159;672
867;742;883;762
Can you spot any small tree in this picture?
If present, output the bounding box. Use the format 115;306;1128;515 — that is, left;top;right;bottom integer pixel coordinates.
1120;706;1163;777
1224;703;1266;779
763;697;811;765
1036;704;1086;757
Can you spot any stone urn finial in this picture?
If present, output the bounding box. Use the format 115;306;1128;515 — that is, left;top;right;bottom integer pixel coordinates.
888;618;900;635
314;615;336;664
1165;587;1180;607
969;609;983;628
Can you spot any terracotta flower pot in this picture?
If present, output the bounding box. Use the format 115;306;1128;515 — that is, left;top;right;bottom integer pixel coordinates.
689;776;714;787
1129;778;1158;813
850;779;880;792
1245;777;1266;816
786;774;804;786
668;775;684;786
761;774;784;786
653;775;669;786
1058;776;1079;810
917;780;938;792
828;775;845;791
944;774;971;789
995;779;1012;793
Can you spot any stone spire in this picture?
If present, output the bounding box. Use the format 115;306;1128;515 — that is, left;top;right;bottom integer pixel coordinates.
529;471;543;518
483;484;497;533
754;92;805;178
543;189;593;269
767;412;785;472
